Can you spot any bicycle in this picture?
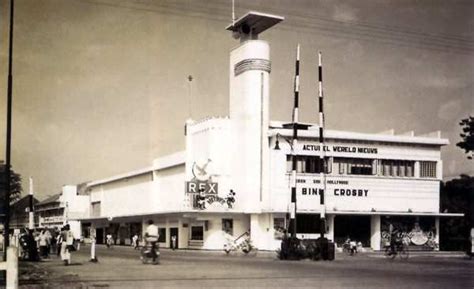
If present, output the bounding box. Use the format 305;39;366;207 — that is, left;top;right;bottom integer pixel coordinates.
224;232;256;255
342;239;357;256
384;241;409;260
140;241;160;265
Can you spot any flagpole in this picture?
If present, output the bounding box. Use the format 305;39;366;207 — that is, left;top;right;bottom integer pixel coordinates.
3;0;15;260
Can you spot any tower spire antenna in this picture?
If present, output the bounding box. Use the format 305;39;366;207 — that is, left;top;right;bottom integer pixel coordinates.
232;0;236;26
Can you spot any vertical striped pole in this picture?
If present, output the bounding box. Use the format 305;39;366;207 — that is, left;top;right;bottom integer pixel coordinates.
318;51;326;238
289;44;300;239
28;177;34;230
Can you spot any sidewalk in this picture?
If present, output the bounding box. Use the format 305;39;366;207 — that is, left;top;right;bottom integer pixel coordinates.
95;244;469;256
101;244;470;260
365;250;468;258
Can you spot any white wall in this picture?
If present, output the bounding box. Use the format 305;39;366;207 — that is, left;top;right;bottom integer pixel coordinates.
229;40;270;213
88;173;155;218
61;185;90;220
154;165;186;212
185;118;233;212
201;214;250;250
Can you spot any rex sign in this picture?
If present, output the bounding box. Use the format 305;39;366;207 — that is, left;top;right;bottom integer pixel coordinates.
186;181;218;194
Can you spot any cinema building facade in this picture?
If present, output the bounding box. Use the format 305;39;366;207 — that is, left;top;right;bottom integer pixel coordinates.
75;12;461;251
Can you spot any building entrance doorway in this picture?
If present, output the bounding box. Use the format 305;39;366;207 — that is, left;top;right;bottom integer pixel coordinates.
96;228;104;244
334;215;371;246
170;227;178;249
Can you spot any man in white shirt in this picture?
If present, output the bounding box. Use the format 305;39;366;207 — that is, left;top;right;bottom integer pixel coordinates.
146;220;159;242
145;220;159;261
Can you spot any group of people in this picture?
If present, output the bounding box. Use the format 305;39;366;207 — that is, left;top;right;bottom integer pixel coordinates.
17;224;76;266
37;229;53;258
17;220;165;265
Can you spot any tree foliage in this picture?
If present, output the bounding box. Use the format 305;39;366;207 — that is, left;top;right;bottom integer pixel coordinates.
456;116;474;159
0;164;23;205
440;175;474;251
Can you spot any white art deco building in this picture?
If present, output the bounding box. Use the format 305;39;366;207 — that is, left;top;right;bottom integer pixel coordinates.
75;12;461;251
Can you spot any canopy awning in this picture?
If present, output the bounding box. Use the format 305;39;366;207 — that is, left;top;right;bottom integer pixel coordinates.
266;209;464;217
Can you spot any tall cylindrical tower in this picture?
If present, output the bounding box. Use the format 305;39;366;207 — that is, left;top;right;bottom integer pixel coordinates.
226;12;283;212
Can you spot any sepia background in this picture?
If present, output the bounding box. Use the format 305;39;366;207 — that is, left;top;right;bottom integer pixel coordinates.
0;0;472;200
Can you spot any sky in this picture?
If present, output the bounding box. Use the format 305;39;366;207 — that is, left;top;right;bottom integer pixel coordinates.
0;0;473;200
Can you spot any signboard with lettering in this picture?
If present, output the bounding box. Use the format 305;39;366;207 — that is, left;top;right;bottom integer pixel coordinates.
289;175;439;213
185;159;234;210
302;144;378;154
297;179;369;198
186;181;218;195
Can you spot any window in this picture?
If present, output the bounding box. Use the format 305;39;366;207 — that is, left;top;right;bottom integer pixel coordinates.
380;160;415;177
273;218;286;239
222;219;233;235
191;226;204;240
158;228;166;242
334;158;375;175
91;202;101;217
286;155;331;174
420;161;437;178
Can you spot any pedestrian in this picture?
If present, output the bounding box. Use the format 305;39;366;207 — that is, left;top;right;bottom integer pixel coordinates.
34;230;40;252
21;229;39;261
56;229;62;257
38;230;50;258
60;224;74;266
50;230;57;256
106;233;113;248
76;236;82;251
44;228;53;255
132;234;139;250
171;235;177;250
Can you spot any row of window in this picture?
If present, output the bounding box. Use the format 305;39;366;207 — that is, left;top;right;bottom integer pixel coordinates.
286;156;437;178
167;219;234;242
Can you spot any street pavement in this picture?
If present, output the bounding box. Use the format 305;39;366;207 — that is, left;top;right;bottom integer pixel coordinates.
7;245;474;289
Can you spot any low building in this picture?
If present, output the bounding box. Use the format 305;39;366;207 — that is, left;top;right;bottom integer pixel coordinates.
36;185;89;238
10;195;39;229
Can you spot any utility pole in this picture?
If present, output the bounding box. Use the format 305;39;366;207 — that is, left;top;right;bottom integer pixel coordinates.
3;0;15;260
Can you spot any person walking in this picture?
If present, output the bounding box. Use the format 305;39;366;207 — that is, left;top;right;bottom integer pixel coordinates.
106;233;114;248
38;230;50;258
171;235;177;251
132;234;139;250
56;229;62;257
60;224;74;266
48;229;56;256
